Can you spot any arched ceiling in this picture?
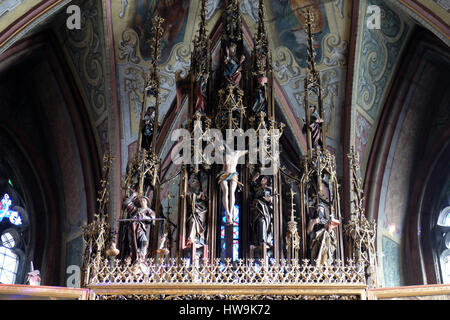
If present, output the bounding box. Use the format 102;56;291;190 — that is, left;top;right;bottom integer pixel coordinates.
0;0;449;221
350;0;415;174
394;0;450;46
1;0;446;174
0;0;71;55
0;0;40;34
107;0;353;174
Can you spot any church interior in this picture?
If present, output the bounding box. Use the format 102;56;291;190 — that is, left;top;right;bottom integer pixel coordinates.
0;0;449;301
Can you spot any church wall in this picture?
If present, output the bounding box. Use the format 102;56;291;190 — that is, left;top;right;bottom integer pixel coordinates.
104;0;354;173
0;49;65;285
376;60;436;286
364;28;450;287
53;0;112;158
0;33;101;285
50;0;123;239
0;0;44;35
32;59;88;285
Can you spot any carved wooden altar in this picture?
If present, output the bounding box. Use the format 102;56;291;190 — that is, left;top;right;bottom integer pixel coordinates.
80;0;378;300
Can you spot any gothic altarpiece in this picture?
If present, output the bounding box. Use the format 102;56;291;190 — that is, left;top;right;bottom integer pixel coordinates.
81;1;377;300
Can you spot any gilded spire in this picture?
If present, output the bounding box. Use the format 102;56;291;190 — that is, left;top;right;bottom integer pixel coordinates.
303;8;326;153
255;0;268;50
305;9;317;79
197;0;207;44
137;15;164;153
224;0;243;43
286;187;300;260
192;0;210;78
254;0;271;75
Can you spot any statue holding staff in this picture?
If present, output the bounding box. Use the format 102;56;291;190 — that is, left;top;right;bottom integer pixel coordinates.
122;191;156;262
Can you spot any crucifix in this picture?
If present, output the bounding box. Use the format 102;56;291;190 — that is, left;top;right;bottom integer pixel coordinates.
217;143;248;225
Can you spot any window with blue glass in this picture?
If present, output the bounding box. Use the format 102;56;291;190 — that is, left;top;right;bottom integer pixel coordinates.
437;206;450;284
220;204;240;261
0;194;22;226
0;193;25;284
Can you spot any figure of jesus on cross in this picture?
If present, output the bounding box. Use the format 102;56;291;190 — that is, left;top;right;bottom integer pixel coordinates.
216;143;248;225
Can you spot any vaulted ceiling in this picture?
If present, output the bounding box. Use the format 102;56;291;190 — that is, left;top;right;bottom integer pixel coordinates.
2;0;448;177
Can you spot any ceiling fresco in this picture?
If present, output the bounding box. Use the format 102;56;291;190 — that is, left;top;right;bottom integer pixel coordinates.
40;0;433;193
108;0;353;175
0;0;31;32
397;0;450;46
54;0;111;158
112;0;200;173
131;0;191;63
265;0;350;163
1;1;447;181
351;0;414;174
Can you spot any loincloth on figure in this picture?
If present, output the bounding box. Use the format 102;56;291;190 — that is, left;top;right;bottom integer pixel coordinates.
216;171;243;187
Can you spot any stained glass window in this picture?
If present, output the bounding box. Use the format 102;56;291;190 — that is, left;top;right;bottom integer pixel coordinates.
441;249;450;284
0;194;22;226
1;232;15;248
437;206;450;284
220;204;240;261
0;243;18;284
444;212;450;227
0;194;23;284
0;231;20;284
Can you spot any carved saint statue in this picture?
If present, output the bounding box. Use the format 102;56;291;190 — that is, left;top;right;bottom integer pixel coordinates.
123;192;156;262
175;70;190;112
250;172;273;246
252;75;268;114
141;107;158;151
307;202;338;265
223;42;245;87
303;105;324;148
186;174;208;247
194;72;209;115
216;144;248;225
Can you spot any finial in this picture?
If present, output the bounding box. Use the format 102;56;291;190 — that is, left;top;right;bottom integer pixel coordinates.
288;187;297;222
